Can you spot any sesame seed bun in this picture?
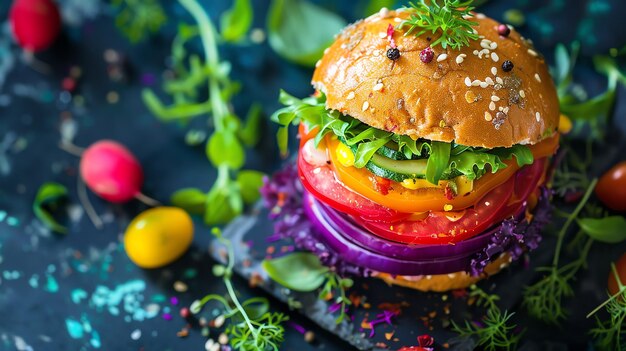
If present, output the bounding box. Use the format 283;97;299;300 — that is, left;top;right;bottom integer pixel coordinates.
374;254;511;292
312;9;559;148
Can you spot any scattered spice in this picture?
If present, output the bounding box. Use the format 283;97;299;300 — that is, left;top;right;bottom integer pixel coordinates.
502;60;514;72
304;331;315;343
420;47;434;63
386;48;400;61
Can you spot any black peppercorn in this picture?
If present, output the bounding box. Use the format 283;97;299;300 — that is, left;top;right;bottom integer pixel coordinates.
502;60;514;72
386;48;400;61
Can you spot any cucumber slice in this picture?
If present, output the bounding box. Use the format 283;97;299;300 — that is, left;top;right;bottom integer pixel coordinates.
376;142;407;160
368;154;427;181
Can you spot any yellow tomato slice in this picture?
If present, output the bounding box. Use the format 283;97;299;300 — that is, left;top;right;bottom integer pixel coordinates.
325;134;559;213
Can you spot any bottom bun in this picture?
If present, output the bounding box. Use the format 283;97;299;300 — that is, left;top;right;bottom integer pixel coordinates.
373;254;512;292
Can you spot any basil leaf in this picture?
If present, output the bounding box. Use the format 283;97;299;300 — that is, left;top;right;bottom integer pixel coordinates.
238;103;263;147
236;170;265;204
33;182;68;234
354;135;392;168
426;141;451;184
207;131;245;170
262;253;329;292
578;216;626;244
204;188;237;224
171;188;206;215
267;0;347;66
220;0;253;42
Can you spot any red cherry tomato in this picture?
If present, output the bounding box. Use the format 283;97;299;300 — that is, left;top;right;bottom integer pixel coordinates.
596;161;626;211
9;0;61;52
608;252;626;296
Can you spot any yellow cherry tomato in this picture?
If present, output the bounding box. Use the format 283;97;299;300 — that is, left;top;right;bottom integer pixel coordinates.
124;207;193;268
558;114;572;134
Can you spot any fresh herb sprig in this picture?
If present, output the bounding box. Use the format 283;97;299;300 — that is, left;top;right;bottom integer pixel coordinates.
588;264;626;350
522;178;597;324
191;228;289;351
111;0;167;43
452;285;522;351
141;0;263;225
33;182;69;234
262;252;353;324
401;0;479;50
272;90;533;184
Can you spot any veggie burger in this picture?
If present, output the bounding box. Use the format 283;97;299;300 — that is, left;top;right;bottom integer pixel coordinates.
265;2;560;292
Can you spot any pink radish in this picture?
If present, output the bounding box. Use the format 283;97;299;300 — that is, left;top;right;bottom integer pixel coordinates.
10;0;61;53
79;140;144;203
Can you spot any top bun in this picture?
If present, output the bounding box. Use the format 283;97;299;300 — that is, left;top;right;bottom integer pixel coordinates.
312;9;559;148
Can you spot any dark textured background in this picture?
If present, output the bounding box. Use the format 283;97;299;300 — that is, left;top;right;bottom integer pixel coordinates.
0;0;625;350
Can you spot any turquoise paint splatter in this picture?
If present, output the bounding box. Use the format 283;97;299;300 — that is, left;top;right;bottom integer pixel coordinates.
71;289;87;304
2;270;20;280
44;274;59;293
90;280;156;321
90;331;101;348
65;318;84;339
6;216;18;226
0;210;7;222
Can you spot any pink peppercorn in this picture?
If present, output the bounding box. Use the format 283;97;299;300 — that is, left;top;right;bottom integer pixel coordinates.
497;24;511;37
420;47;434;63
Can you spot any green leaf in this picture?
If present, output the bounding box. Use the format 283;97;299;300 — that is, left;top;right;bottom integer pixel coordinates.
220;0;253;42
267;0;347;66
491;145;534;167
206;131;245;170
578;216;626;243
276;127;289;157
354;135;392;168
33;182;68;234
426;141;451;184
204;188;238;224
236;170;265;204
142;89;212;122
238;103;263;147
262;252;329;292
171;188;206;215
364;0;396;16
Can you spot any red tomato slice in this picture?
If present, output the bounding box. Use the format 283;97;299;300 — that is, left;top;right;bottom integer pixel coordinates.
297;150;410;222
355;159;547;245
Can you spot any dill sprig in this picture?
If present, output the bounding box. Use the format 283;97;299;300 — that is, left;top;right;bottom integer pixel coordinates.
452;285;523;351
191;228;288;351
588;264;626;350
401;0;479;50
522;179;598;324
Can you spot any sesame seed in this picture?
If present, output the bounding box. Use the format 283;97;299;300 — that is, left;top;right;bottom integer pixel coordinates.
528;49;538;57
437;54;448;62
447;273;456;278
491;67;497;75
465;91;477;103
394;17;402;23
496;77;504;85
379;7;389;16
485;77;494;85
490;42;498;50
473;50;479;56
315;60;321;67
373;82;384;91
347;91;355;100
491;52;500;62
464;77;472;87
480;82;489;88
456;55;465;64
503;107;510;114
323;48;330;54
378;32;387;39
362;101;369;111
535;112;541;121
476;13;486;19
491;95;500;102
489;101;496;110
472;80;481;86
480;40;492;50
484;111;493;121
472;28;478;35
535;73;541;82
498;106;504;111
519;90;525;98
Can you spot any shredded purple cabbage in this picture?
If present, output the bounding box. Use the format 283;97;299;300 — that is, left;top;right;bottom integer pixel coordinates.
469;187;552;276
261;162;552;278
260;163;370;276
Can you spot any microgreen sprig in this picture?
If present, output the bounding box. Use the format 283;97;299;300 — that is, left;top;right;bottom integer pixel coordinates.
452;285;522;351
111;0;167;43
588;264;626;350
319;272;354;324
401;0;479;50
141;0;263;225
191;228;288;351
